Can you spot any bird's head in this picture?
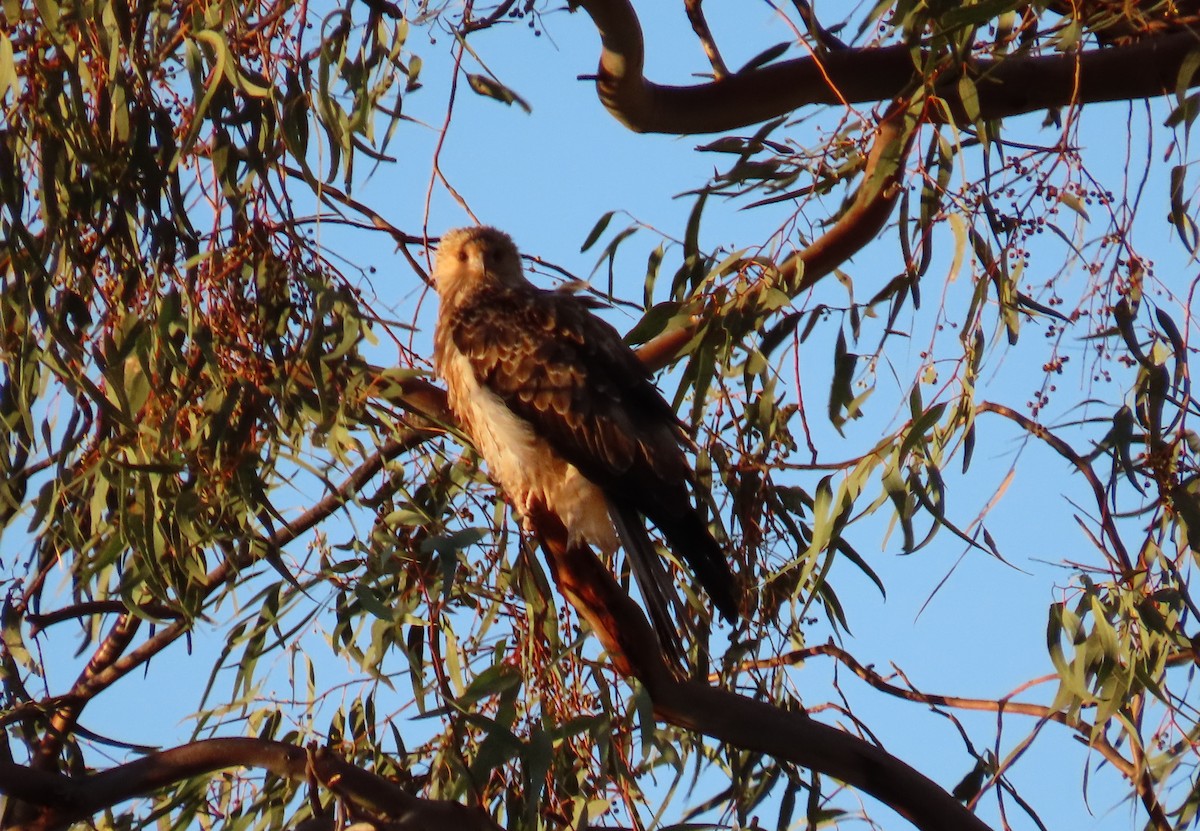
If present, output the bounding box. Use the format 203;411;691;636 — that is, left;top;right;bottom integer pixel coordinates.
433;226;524;301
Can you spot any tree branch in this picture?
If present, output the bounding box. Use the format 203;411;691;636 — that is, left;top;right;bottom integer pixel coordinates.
530;503;993;831
762;641;1144;780
775;96;918;295
5;416;443;822
26;601;181;635
683;0;728;79
28;614;141;775
636;96;919;371
570;0;1200;135
0;738;500;831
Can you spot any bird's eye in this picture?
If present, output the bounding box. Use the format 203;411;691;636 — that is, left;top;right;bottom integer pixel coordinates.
457;250;468;263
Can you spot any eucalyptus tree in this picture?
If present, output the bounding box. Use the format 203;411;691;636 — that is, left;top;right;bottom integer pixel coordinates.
2;2;1199;830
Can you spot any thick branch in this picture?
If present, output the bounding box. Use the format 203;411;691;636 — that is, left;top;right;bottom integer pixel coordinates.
531;510;992;831
0;738;499;831
26;601;180;634
571;0;1200;134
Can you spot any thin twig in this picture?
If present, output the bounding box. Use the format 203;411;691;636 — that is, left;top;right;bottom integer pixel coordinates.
789;0;846;51
729;640;1145;784
684;0;729;79
25;602;183;635
976;401;1134;572
461;0;516;34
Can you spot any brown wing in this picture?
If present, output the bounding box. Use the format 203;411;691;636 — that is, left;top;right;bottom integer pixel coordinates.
448;283;682;489
447;282;738;621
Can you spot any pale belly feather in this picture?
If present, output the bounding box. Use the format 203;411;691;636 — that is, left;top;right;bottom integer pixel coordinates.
443;349;619;553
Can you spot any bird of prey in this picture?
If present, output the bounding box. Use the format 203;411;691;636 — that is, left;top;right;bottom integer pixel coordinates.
431;226;739;645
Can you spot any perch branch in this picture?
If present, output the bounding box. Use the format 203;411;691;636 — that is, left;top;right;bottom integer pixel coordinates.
531;510;993;831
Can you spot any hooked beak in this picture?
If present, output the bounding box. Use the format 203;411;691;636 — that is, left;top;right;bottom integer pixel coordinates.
465;245;486;274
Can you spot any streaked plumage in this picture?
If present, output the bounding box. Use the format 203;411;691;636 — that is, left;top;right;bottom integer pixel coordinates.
431;226;739;638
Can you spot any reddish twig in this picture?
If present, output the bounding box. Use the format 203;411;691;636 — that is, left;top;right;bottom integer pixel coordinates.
976;401;1133;572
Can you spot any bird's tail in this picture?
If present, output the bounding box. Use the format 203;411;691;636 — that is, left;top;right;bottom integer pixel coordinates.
649;506;740;624
609;501;687;668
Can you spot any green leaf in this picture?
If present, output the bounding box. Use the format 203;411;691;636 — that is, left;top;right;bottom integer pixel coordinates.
581;211;616;252
643;241;666;307
624;302;682;345
177;31;231;166
1176;48;1200;103
1058;190;1090;221
0;35;17;105
736;42;790;74
900;403;948;462
942;0;1024;29
468;715;523;783
523;727;554;825
957;75;980;125
1;596;34;673
833;538;885;598
356;583;396;621
828;329;863;431
466;73;531;113
674;192;708;296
